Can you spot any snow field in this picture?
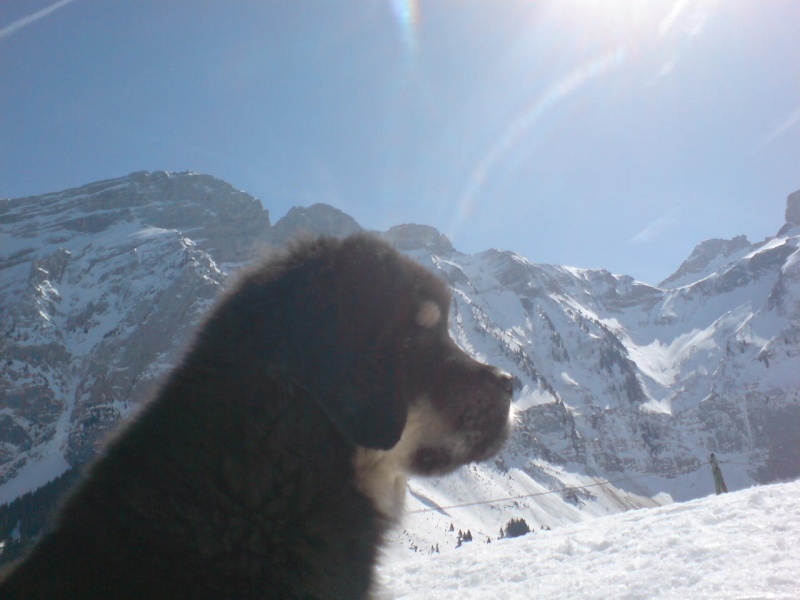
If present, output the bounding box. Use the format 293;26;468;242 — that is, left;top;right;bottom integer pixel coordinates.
378;479;800;599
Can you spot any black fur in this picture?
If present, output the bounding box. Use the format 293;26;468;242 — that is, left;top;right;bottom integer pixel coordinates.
0;234;512;599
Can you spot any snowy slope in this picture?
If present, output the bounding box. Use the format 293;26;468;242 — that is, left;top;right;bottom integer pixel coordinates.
379;479;800;599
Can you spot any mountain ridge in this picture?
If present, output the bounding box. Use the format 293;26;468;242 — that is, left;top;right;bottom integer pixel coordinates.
1;171;798;555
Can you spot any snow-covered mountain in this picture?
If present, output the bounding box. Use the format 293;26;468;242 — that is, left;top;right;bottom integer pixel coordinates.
1;171;799;554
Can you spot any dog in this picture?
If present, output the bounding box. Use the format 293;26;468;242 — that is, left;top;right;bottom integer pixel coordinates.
0;234;513;599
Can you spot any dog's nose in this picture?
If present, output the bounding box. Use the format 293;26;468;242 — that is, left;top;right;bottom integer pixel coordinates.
491;369;515;396
499;372;514;395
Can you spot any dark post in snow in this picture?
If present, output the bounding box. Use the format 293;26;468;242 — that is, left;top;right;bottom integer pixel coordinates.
709;453;728;495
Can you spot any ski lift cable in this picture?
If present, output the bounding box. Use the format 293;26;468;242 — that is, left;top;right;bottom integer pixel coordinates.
407;453;768;515
408;471;661;515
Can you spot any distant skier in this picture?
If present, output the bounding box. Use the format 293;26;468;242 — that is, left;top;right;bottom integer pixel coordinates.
710;453;729;495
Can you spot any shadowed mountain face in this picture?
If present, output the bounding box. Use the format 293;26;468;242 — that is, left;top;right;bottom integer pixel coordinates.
2;172;799;521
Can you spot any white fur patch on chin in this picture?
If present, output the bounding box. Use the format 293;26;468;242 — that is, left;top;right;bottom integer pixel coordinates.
353;447;409;522
352;405;433;521
415;301;441;329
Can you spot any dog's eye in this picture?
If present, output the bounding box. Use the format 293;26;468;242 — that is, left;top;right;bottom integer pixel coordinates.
415;301;441;329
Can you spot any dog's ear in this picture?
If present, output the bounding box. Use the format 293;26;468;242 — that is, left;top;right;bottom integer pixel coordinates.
303;299;410;450
289;236;413;450
310;364;409;451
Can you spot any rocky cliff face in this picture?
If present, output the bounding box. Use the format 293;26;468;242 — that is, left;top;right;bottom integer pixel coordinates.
785;189;800;227
0;172;249;493
2;173;799;531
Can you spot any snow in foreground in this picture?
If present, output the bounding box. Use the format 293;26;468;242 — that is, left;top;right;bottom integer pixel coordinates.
378;479;800;599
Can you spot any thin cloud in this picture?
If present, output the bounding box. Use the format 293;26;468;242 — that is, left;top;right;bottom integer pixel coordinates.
631;209;680;244
756;106;800;151
648;57;677;87
0;0;79;42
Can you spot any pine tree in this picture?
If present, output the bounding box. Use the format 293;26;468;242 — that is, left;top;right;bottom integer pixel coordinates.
503;517;531;538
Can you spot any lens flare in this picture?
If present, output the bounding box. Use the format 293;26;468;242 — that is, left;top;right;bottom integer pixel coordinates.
390;0;422;77
448;48;626;240
390;0;421;50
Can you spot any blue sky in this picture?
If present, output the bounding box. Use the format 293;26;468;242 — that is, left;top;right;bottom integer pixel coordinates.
2;0;798;285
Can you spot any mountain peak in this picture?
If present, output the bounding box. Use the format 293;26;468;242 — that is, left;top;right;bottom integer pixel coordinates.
270;203;363;244
778;189;800;236
786;189;800;225
659;234;753;289
1;170;271;265
382;224;454;254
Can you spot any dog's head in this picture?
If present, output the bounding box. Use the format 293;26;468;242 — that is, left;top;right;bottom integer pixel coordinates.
284;235;513;473
223;234;513;481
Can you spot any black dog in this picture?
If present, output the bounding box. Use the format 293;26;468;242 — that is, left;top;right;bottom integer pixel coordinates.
0;234;513;599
